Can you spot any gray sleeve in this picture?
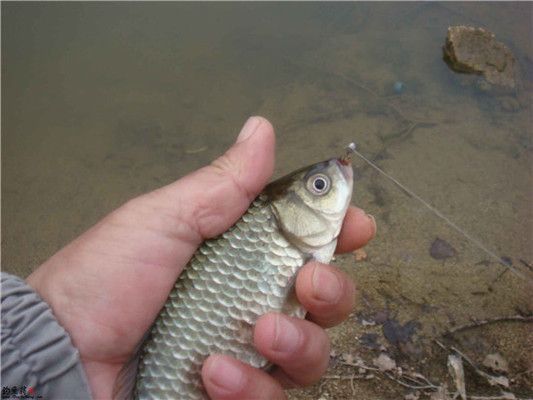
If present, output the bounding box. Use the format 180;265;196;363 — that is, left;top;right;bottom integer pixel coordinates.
1;273;92;399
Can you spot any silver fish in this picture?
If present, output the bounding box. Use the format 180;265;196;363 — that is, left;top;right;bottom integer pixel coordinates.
114;146;355;399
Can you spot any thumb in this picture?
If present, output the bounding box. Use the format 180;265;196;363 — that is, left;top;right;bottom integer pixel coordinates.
131;116;276;261
32;116;275;312
25;117;276;366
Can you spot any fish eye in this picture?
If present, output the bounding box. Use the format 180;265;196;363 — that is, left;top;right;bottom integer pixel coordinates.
307;174;331;195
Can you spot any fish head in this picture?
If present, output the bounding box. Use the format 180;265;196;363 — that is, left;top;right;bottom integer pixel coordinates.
265;156;353;257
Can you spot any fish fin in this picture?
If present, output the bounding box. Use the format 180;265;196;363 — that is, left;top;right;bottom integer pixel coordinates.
112;331;151;400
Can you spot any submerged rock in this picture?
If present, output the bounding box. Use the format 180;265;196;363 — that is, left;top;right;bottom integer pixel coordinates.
382;318;421;356
430;238;457;260
443;25;520;95
393;81;406;94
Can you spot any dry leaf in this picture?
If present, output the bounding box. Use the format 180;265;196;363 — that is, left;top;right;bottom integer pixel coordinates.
373;353;396;372
447;354;466;400
487;374;509;388
342;353;355;364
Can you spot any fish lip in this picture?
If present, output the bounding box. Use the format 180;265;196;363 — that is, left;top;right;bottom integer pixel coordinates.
335;158;353;181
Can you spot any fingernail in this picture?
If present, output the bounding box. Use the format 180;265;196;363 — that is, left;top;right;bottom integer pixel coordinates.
366;213;377;238
206;355;245;394
236;116;262;143
312;264;342;304
271;314;302;353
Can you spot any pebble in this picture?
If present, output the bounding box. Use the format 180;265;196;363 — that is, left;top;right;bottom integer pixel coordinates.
429;238;457;260
393;81;406;94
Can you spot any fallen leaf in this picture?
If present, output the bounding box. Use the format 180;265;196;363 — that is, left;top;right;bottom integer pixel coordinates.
373;353;397;372
447;354;466;400
342;353;355;364
487;374;509;388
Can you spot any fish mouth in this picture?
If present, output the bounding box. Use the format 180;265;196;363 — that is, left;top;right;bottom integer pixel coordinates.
335;158;353;182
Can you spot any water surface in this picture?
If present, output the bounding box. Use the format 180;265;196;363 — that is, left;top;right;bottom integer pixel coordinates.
2;3;532;398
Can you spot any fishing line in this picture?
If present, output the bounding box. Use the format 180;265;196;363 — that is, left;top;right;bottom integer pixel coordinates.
351;148;527;280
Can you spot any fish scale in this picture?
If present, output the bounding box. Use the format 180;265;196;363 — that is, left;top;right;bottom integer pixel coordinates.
136;194;306;399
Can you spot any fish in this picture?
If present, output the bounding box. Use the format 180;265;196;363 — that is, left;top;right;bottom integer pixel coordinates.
113;145;355;400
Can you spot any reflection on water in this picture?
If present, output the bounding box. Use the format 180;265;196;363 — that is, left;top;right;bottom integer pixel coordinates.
2;3;532;398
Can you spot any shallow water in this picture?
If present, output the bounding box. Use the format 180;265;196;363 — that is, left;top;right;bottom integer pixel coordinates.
2;3;532;399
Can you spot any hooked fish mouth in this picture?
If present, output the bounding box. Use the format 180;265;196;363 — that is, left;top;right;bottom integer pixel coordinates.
336;158;353;182
336;142;355;182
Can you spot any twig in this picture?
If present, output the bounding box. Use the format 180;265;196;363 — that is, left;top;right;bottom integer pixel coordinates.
450;346;478;370
450;346;513;392
434;339;448;350
446;315;533;335
350;373;356;397
404;372;437;387
435;341;515;395
384;372;439;390
340;351;443;393
519;259;533;272
323;374;360;380
341;360;379;371
321;374;363;397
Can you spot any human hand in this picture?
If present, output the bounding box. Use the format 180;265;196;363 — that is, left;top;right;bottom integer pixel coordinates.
27;116;376;399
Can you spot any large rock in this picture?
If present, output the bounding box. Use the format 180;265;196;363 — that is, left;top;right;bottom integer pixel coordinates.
443;25;519;94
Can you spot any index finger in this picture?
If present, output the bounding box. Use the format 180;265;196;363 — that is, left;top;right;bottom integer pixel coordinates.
335;206;376;253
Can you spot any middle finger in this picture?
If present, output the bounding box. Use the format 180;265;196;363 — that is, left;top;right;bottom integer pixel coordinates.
253;313;330;387
295;262;356;328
